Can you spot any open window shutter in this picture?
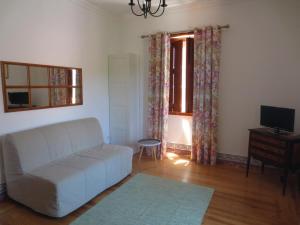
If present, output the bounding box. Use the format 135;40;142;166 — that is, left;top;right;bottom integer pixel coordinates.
186;37;194;113
169;40;183;113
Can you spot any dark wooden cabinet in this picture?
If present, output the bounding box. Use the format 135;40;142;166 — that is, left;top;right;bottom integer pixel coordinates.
246;128;300;195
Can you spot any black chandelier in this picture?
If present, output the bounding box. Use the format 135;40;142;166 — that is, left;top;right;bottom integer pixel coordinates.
128;0;168;18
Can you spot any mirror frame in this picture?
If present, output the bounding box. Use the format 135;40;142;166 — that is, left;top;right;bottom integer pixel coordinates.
1;61;83;113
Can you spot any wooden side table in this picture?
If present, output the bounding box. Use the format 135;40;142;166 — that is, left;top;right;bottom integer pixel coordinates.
246;128;300;195
137;139;161;161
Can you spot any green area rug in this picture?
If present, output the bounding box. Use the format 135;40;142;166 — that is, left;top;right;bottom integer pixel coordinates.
71;173;214;225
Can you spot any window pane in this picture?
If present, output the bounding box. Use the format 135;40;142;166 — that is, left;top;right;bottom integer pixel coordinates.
69;69;81;86
6;64;28;86
169;37;194;115
51;88;67;106
69;88;82;105
31;88;49;107
186;37;194;113
181;40;187;113
6;88;29;110
49;68;67;86
169;40;183;113
30;66;48;86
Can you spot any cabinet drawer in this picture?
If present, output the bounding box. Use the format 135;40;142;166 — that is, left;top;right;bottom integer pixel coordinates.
250;141;286;156
251;133;286;148
250;147;284;164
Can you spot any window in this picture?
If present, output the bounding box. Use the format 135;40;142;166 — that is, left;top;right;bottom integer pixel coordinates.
169;36;194;115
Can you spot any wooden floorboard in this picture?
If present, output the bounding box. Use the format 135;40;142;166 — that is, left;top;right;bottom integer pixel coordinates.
0;153;299;225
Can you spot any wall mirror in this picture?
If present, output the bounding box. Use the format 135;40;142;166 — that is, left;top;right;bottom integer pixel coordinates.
1;61;83;112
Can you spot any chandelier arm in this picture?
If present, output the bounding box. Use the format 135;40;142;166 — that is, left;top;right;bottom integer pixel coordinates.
137;0;144;11
150;6;165;17
147;0;151;11
129;0;166;18
149;0;162;15
130;5;144;16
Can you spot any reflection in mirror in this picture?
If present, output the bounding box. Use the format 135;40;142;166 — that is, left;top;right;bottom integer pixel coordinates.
6;89;30;110
30;66;48;86
31;89;49;107
6;64;28;86
50;68;67;86
69;69;81;86
70;88;82;105
51;88;67;106
50;88;82;106
49;68;81;86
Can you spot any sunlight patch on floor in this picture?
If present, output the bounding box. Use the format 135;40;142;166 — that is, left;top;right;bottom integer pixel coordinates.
166;152;190;166
174;159;190;166
166;152;178;160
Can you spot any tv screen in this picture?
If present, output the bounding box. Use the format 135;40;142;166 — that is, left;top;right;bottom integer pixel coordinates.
260;105;295;132
8;92;29;105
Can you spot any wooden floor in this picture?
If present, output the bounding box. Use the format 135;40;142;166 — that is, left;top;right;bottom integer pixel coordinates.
0;153;299;225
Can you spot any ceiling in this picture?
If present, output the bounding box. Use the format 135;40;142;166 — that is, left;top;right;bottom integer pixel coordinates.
87;0;212;15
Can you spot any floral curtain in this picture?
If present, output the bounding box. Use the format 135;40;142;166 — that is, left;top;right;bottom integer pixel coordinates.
148;33;170;159
192;27;222;165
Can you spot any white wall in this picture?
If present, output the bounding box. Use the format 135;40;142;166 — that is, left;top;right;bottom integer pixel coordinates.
0;0;121;184
120;0;300;157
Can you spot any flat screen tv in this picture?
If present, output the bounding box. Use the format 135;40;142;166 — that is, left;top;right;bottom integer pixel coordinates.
260;105;295;133
8;92;29;105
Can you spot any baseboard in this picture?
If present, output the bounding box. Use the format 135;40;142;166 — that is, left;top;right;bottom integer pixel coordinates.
0;183;6;201
217;153;261;166
167;142;191;152
217;153;247;164
166;144;260;167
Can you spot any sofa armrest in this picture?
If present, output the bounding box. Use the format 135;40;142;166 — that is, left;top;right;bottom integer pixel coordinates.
2;135;24;183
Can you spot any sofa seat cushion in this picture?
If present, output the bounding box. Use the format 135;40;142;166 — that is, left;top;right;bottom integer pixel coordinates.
28;163;86;217
27;155;107;217
77;144;133;187
55;155;106;199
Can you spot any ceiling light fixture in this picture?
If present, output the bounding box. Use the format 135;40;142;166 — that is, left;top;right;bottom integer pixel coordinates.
128;0;167;18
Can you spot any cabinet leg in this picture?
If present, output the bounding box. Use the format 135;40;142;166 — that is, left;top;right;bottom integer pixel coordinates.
261;162;265;174
298;173;300;191
282;168;289;196
246;155;251;177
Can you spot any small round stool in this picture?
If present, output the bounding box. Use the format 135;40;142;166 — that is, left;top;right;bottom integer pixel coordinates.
137;139;161;161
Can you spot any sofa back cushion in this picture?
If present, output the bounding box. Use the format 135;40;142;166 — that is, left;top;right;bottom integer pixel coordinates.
39;124;73;161
6;129;51;173
4;118;104;173
61;118;104;153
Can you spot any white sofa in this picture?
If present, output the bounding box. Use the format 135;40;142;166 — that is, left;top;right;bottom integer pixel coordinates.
2;118;133;217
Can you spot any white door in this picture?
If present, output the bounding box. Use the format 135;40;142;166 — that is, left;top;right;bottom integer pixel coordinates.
108;54;139;149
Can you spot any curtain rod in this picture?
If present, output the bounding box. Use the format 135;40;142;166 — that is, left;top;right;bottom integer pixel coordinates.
141;24;230;39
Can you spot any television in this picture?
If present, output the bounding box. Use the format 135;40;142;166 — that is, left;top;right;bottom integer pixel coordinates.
8;92;29;106
260;105;295;133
